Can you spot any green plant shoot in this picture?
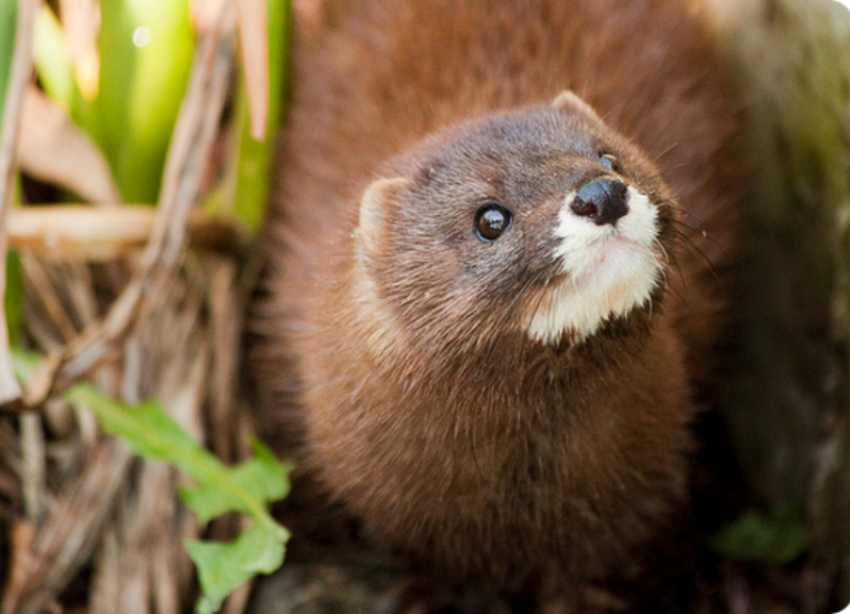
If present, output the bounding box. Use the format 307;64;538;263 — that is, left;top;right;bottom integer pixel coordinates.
33;1;195;204
0;0;17;129
709;504;807;566
206;0;290;233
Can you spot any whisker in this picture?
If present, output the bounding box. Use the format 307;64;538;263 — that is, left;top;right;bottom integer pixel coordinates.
524;271;558;336
652;141;681;164
665;276;695;316
664;200;704;228
653;236;671;265
468;415;486;480
670;222;720;279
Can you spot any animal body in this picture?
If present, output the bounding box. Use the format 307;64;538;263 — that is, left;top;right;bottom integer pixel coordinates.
252;0;741;608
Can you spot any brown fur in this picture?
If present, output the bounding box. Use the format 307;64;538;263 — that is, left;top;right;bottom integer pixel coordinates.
252;0;741;606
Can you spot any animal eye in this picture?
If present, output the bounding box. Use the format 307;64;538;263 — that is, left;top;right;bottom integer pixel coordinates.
598;150;621;173
474;203;513;242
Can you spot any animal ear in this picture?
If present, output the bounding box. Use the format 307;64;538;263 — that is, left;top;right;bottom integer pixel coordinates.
356;177;411;256
552;90;601;122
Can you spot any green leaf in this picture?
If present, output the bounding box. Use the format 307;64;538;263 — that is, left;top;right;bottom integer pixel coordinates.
5;251;23;344
221;0;291;233
65;379;288;519
34;0;196;203
181;440;291;525
89;0;195;203
187;522;289;614
0;0;17;129
33;6;76;110
106;0;195;203
0;0;18;343
12;349;292;613
708;504;807;566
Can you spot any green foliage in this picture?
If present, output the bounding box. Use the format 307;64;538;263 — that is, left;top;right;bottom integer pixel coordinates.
0;0;16;129
13;349;291;614
205;0;291;234
32;7;75;110
96;0;195;203
4;251;23;344
709;505;807;566
188;523;287;614
34;2;195;203
32;0;291;220
14;1;295;608
230;0;291;233
181;440;290;525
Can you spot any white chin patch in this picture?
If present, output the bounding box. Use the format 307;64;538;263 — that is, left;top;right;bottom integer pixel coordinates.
525;186;663;343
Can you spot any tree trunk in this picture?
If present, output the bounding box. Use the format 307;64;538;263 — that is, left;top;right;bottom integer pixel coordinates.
705;0;850;602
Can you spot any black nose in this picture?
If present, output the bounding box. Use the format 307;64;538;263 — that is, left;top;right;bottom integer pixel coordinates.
570;179;629;226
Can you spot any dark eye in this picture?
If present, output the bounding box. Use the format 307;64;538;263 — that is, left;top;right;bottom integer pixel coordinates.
598;150;621;173
474;203;513;242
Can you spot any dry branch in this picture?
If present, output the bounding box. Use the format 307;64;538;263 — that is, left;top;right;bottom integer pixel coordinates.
6;206;249;261
9;206;154;262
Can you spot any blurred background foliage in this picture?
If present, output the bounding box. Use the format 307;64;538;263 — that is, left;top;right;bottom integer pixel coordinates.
0;0;293;612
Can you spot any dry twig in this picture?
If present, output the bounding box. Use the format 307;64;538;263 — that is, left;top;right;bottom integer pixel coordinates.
2;438;134;614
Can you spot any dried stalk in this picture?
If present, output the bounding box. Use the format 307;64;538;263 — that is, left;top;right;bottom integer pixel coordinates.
19;2;237;407
233;0;269;140
20;255;80;343
6;206;249;261
0;0;41;408
87;264;211;614
1;437;134;614
8;206;153;262
207;255;241;460
1;2;244;613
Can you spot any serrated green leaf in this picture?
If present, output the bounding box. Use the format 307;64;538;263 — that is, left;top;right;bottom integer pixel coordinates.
67;386;207;466
63;382;290;523
181;440;291;525
709;504;807;566
12;349;292;614
187;522;289;614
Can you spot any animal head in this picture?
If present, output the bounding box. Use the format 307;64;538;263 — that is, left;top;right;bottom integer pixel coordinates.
353;91;678;351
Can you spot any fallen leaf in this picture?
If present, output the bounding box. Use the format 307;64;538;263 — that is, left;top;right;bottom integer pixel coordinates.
18;87;121;203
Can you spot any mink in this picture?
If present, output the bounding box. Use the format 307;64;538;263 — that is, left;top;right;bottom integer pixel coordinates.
252;0;741;608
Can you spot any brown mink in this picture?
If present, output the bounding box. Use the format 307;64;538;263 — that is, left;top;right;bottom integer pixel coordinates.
252;0;741;607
